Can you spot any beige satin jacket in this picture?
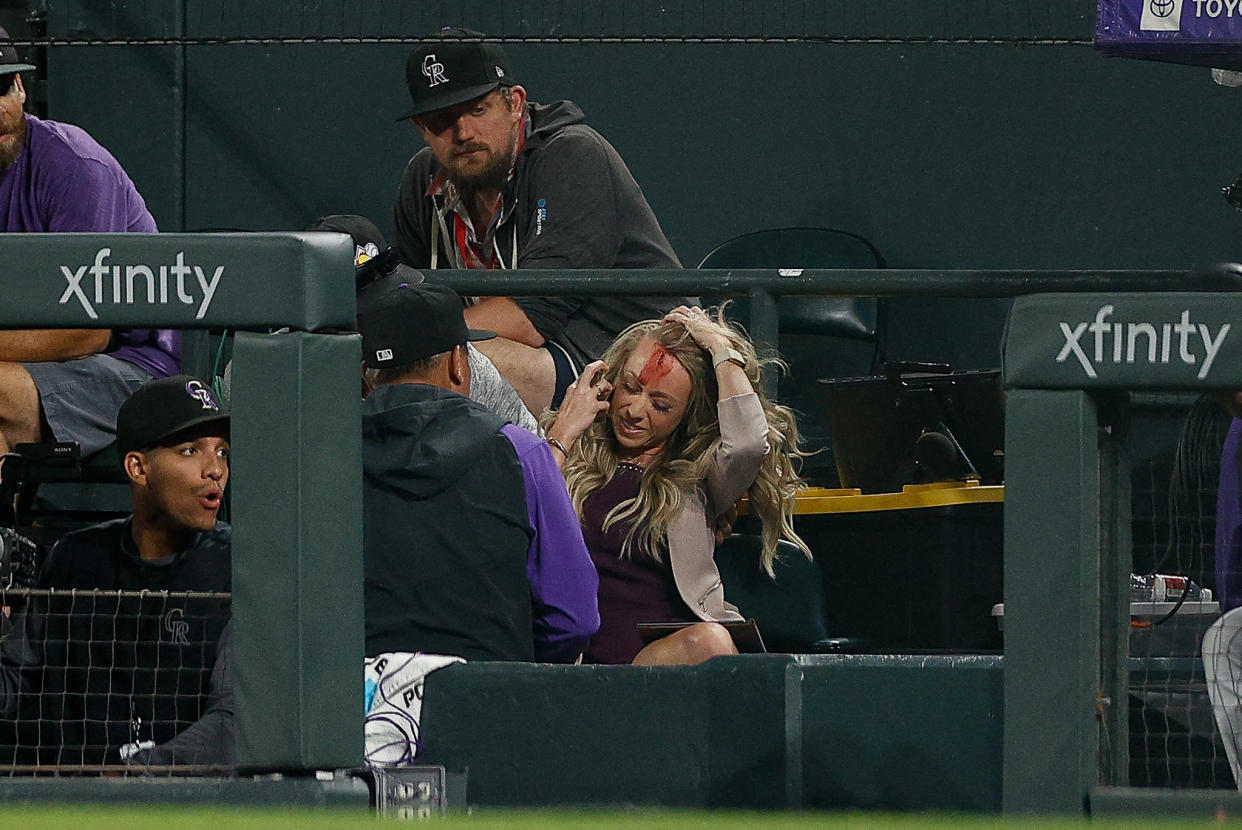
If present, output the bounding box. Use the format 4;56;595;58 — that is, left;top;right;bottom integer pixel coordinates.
667;392;768;622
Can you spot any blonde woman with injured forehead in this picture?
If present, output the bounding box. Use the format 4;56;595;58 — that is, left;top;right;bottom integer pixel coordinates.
543;305;810;665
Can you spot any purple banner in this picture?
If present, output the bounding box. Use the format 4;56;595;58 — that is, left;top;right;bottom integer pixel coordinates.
1098;0;1242;67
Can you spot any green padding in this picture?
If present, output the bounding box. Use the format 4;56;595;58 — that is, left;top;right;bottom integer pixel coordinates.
797;654;1002;811
418;655;1003;810
230;331;363;770
0;776;370;807
418;657;797;808
1003;293;1242;390
1002;390;1099;813
0;232;355;330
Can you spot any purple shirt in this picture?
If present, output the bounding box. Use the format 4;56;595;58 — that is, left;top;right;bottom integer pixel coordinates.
501;423;600;662
580;463;694;665
0;114;178;377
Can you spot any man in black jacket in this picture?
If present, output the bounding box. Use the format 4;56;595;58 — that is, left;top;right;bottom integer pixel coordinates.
392;28;694;414
0;374;232;768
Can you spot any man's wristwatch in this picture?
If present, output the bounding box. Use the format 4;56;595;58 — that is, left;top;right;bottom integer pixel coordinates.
711;347;746;370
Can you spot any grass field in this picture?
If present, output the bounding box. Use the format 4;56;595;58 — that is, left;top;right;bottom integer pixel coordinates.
0;807;1238;829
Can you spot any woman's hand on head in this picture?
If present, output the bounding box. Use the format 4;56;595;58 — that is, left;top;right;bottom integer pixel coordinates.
663;306;732;354
548;360;612;449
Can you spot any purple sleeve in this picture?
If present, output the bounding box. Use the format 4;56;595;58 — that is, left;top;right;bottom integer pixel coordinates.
44;156;157;233
502;424;600;662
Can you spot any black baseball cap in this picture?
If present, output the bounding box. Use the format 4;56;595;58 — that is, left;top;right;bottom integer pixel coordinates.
307;214;387;267
306;214;425;294
398;28;516;120
116;375;230;462
0;27;35;77
358;283;495;369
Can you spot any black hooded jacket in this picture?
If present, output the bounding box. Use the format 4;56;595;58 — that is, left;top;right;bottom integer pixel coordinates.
392;99;696;367
362;382;536;661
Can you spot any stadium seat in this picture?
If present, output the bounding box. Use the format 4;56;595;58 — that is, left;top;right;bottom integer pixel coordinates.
696;227;887;371
714;533;859;653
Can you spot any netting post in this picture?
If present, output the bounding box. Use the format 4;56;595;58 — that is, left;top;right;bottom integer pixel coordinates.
1096;392;1132;788
1003;389;1101;813
229;330;364;771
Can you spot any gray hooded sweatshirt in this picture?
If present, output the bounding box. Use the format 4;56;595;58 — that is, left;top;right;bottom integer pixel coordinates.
393;99;695;368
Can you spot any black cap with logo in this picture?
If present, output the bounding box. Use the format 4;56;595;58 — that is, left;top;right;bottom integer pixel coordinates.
358;283;495;369
116;375;230;462
307;214;425;294
0;27;34;77
398;28;516;120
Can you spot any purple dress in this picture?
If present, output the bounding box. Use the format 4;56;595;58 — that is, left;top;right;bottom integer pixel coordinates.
582;463;696;664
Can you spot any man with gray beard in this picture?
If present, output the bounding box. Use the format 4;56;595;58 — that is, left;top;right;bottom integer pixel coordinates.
0;28;177;459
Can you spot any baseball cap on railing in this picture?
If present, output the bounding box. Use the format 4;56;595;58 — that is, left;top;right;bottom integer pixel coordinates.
307;214;424;294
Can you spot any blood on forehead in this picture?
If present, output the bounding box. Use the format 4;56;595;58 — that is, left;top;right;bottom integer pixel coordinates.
638;344;674;387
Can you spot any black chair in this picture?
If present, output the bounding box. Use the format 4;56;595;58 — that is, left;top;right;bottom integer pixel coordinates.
715;533;861;654
696;227;887;371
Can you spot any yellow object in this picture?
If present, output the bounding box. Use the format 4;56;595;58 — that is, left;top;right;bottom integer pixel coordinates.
738;480;1004;515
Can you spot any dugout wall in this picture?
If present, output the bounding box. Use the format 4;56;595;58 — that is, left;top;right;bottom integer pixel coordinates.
1003;292;1242;813
0;233;364;779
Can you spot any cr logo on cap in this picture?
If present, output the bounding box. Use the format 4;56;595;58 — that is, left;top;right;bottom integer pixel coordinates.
185;379;218;411
422;54;448;88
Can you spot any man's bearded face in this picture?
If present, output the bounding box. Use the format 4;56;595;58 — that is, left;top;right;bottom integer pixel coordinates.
0;75;27;174
415;88;521;194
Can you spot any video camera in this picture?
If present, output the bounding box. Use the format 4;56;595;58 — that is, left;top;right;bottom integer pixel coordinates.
0;441;83;590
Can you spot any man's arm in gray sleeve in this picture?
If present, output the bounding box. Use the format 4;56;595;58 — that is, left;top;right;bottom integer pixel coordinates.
130;619;234;766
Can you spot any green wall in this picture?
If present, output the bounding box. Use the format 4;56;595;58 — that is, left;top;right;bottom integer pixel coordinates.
42;1;1242;368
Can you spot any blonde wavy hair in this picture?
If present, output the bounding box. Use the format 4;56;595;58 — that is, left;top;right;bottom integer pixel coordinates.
548;309;810;576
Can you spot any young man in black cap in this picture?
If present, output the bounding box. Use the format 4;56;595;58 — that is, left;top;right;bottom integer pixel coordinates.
0;374;233;768
358;282;598;666
392;29;695;415
0;26;178;462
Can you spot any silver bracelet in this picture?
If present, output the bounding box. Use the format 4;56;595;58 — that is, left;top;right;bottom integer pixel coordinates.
547;437;569;457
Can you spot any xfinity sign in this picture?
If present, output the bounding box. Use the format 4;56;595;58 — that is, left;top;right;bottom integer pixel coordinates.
1055;304;1229;380
59;247;224;320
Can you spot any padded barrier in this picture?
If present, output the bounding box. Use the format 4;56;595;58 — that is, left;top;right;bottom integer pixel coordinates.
230;330;364;771
417;653;1002;810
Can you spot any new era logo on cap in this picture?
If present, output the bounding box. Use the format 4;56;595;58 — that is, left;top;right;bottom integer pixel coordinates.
376;348;394;362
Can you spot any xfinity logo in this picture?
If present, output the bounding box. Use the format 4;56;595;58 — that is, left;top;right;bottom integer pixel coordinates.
59;248;224;320
1056;304;1230;380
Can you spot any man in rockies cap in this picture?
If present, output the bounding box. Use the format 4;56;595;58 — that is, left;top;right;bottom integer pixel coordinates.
357;282;597;664
0;375;233;767
391;28;694;416
0;26;179;468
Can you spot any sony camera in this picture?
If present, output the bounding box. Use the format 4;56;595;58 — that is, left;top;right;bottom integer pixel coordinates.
0;441;83;591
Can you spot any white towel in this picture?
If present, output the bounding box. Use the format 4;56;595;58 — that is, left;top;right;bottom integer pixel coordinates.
363;651;464;767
